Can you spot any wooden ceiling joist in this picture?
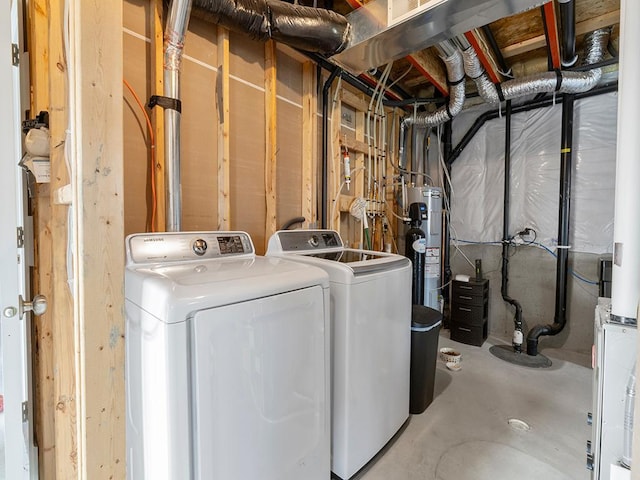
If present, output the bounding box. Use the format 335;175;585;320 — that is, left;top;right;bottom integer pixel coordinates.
343;0;449;96
541;1;562;69
406;50;449;97
502;9;620;59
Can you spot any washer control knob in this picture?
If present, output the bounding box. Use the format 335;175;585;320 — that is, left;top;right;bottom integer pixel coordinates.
193;238;208;256
308;235;320;248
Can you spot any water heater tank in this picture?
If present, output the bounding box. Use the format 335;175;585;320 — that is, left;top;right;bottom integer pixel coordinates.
406;186;442;310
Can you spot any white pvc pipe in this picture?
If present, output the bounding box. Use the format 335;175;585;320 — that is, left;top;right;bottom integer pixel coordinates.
611;0;640;322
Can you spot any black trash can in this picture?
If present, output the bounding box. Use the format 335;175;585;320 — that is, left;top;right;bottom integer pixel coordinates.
410;305;442;414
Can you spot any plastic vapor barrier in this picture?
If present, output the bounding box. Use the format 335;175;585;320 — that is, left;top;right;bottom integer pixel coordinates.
450;92;617;254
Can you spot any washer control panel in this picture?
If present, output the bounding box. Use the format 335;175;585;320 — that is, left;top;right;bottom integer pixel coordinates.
126;231;254;264
269;229;343;252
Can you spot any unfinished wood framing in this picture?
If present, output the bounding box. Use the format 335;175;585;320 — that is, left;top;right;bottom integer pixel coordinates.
150;0;165;232
264;40;278;243
28;0;51;457
542;1;561;69
301;61;317;226
28;0;56;476
406;50;449;96
502;9;620;59
48;0;77;476
71;0;125;477
217;27;230;230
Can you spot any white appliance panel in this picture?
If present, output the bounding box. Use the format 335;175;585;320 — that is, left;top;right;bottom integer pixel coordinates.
125;301;192;480
591;301;637;479
125;231;331;480
191;286;330;480
331;268;411;478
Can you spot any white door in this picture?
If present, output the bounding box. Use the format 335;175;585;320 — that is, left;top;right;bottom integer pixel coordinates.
0;0;40;478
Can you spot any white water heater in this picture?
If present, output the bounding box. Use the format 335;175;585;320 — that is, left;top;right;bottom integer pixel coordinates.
406;186;442;310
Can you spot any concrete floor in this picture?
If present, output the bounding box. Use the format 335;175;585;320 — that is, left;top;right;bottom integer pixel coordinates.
358;331;592;480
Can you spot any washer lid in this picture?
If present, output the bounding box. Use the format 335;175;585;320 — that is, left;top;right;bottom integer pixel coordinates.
125;232;329;323
267;229;410;278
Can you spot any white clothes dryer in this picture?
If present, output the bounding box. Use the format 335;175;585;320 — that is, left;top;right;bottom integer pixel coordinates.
267;229;412;479
125;231;330;480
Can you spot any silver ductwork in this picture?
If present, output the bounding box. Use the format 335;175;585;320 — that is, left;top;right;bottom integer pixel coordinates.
164;0;193;232
399;41;465;168
462;28;610;104
191;0;350;55
332;0;547;74
404;44;465;128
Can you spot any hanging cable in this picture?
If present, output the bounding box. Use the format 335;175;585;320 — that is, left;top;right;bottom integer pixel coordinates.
123;78;157;232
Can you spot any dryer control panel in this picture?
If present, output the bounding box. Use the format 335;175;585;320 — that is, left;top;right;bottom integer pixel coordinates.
126;231;254;265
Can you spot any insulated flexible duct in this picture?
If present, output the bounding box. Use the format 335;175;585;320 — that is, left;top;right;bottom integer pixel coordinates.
399;41;465;168
191;0;351;55
462;29;609;104
403;44;466;128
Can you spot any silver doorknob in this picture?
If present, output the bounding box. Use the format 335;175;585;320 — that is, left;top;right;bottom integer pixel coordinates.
19;294;48;319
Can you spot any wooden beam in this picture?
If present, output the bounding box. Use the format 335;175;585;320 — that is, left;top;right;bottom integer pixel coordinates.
340;136;369;156
406;50;449;97
150;0;165;231
48;0;77;476
28;0;57;476
542;1;562;69
464;30;503;83
264;40;277;244
217;27;230;230
302;61;317;226
502;9;620;59
71;0;125;477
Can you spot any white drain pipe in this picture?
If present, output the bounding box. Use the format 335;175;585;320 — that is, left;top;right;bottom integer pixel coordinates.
611;0;640;324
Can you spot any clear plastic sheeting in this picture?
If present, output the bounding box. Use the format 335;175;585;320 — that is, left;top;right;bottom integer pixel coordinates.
451;93;617;254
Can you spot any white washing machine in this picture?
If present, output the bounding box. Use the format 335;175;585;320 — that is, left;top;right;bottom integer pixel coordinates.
267;229;412;479
125;231;331;480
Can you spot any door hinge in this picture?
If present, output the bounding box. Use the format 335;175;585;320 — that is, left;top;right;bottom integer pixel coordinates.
12;44;19;66
17;227;24;248
22;401;28;422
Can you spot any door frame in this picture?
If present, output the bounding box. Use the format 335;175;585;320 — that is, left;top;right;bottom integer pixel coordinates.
1;0;38;478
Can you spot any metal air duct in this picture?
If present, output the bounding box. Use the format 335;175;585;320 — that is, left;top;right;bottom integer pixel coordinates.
163;0;193;232
332;0;547;74
462;28;610;104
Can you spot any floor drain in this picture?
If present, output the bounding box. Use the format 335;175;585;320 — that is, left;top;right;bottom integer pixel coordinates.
508;418;531;431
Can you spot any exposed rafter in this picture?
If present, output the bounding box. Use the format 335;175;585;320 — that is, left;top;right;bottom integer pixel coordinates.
541;1;562;69
502;9;619;59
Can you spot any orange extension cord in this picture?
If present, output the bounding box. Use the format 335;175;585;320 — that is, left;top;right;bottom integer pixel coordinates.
123;78;157;232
